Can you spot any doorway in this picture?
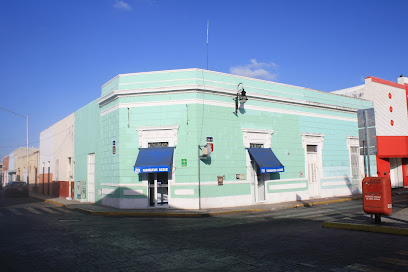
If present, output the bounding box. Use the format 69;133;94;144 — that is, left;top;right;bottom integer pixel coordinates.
87;153;95;203
390;158;403;188
307;145;320;198
148;172;169;207
251;160;266;202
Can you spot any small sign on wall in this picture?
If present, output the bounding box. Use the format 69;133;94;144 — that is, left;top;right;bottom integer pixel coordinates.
181;159;187;167
113;146;116;155
217;176;224;186
207;143;214;152
236;174;245;180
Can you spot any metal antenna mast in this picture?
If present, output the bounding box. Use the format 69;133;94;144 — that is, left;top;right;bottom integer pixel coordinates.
207;20;209;70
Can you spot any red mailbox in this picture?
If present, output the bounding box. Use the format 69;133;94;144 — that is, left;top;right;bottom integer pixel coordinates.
362;177;392;216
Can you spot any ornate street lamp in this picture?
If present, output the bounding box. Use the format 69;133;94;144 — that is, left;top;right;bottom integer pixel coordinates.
234;83;248;115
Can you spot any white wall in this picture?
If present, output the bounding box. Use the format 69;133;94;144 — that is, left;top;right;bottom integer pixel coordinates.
365;78;408;137
39;113;75;182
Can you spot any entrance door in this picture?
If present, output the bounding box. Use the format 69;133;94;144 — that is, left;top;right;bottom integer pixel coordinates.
307;145;320;198
251;160;266;202
148;172;169;207
390;158;403;188
87;153;95;203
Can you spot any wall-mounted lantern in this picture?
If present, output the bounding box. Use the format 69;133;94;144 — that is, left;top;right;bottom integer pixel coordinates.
234;83;248;115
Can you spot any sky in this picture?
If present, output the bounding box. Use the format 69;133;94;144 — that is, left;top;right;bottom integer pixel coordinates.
0;0;407;160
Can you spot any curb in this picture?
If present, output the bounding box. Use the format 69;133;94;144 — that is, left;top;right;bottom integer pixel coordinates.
31;194;363;218
73;208;210;218
322;221;408;236
44;199;65;207
71;208;266;218
289;196;362;208
208;209;266;216
32;194;265;217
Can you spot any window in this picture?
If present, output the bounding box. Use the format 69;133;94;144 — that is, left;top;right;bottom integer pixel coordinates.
350;146;360;181
347;136;362;185
68;157;73;179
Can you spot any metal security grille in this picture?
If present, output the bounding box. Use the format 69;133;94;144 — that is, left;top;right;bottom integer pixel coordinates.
250;143;264;148
307;145;317;153
350;146;360;182
148;142;169;148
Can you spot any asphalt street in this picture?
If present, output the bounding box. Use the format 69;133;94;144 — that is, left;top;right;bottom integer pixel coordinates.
1;190;407;272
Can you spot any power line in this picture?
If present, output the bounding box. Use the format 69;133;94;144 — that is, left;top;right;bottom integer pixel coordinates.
0;125;73;149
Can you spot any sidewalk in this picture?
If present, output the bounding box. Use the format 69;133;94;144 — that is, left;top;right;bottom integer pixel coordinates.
29;191;362;218
322;188;408;236
29;189;408;235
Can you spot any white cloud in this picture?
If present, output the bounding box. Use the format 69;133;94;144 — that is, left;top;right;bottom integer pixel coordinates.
230;59;279;80
114;0;132;11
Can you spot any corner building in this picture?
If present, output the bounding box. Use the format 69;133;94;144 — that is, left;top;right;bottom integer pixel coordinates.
74;69;373;209
334;76;408;188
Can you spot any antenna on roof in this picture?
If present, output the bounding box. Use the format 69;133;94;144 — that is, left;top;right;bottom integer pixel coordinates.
207;20;209;70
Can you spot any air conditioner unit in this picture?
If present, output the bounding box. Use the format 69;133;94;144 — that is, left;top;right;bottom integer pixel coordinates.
202;146;209;156
201;144;212;158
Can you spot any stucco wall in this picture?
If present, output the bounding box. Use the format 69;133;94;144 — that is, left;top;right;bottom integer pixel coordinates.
15;147;39;182
39;113;74;182
94;69;374;208
74;99;100;201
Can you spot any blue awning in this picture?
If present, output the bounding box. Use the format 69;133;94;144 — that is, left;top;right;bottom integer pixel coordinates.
134;147;175;173
247;148;285;173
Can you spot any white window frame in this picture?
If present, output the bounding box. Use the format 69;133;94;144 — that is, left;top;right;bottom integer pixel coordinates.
242;128;274;203
346;136;363;187
301;133;324;197
136;125;179;207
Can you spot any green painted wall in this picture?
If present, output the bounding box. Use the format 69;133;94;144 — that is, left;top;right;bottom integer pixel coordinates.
95;69;374;204
74;99;101;201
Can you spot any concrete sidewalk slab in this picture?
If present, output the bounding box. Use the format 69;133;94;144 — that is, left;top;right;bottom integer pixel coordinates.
322;190;408;236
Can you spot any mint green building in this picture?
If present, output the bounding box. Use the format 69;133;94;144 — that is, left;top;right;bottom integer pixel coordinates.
73;69;374;209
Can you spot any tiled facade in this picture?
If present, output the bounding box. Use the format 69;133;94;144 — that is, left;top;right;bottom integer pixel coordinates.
71;69;373;209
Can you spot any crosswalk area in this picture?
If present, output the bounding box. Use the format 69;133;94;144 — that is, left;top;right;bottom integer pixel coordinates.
0;205;72;216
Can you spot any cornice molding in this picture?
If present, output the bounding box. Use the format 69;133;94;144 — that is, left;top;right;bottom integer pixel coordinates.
98;85;359;113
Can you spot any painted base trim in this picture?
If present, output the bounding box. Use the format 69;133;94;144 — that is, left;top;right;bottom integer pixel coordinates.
101;196;148;209
174;189;195;196
269;182;307;191
123;189;144;196
201;195;252;209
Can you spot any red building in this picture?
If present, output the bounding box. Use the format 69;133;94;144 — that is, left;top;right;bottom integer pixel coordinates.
334;76;408;188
